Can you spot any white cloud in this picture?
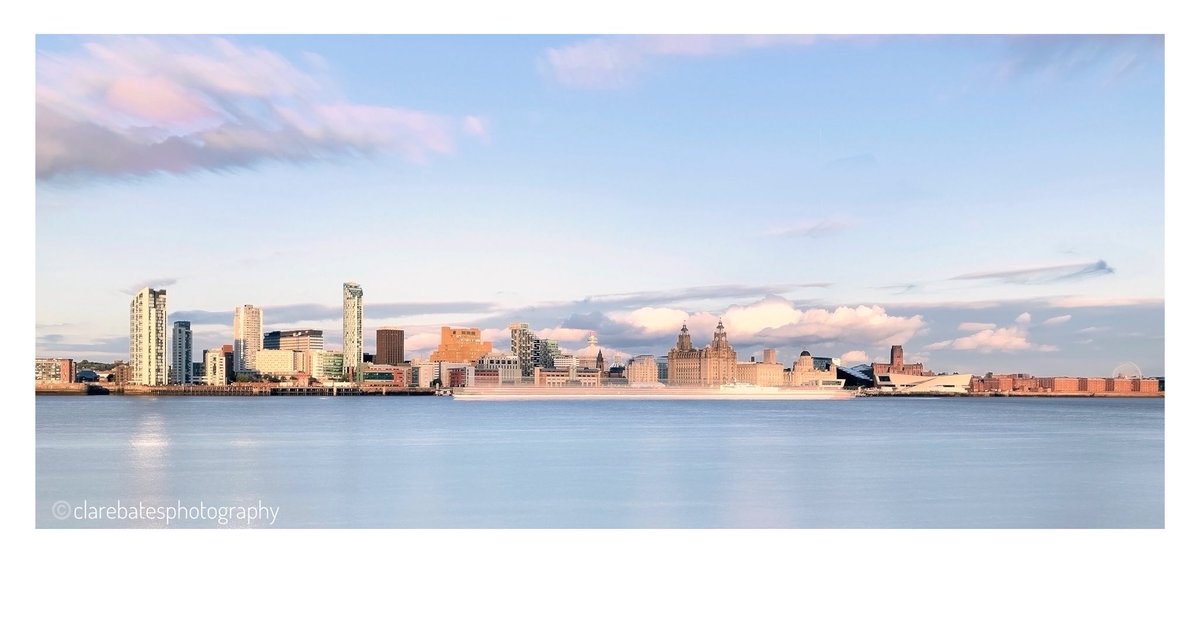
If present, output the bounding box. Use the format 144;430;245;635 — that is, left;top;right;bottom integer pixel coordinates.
37;37;484;179
1043;314;1072;326
610;307;693;336
1015;312;1032;325
611;297;924;347
958;322;997;331
839;350;869;365
928;322;1057;354
1044;296;1163;308
543;35;835;89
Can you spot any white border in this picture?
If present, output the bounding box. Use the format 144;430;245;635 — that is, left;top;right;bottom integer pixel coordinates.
8;2;1195;635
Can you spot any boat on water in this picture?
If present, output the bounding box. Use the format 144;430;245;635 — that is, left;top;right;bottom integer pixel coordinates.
451;382;855;401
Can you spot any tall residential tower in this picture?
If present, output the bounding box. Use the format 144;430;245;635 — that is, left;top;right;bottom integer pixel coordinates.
233;305;263;373
343;282;364;377
129;287;168;385
170;320;193;384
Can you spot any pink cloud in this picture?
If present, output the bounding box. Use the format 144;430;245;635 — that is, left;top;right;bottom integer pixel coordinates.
37;36;486;180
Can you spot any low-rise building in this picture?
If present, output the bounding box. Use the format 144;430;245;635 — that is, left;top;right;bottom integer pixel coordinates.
626;355;660;385
35;358;75;384
204;350;227;386
533;366;602;387
735;352;786;387
476;352;522;384
790;350;840;388
255;349;303;377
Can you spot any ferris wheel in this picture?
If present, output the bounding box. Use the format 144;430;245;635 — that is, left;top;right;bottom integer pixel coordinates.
1111;362;1143;379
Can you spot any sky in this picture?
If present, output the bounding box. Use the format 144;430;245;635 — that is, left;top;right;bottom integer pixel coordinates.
34;34;1165;376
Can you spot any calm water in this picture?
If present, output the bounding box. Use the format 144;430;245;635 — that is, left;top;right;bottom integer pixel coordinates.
35;395;1164;528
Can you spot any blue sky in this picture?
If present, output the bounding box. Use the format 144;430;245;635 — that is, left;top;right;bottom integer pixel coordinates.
34;35;1164;376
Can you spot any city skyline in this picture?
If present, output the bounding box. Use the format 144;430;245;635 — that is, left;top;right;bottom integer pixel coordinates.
35;35;1164;376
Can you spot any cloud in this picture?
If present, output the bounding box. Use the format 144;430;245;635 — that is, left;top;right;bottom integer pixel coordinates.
37;36;483;180
928;321;1056;354
1044;296;1162;309
839;350;869;365
995;35;1163;84
951;260;1114;285
121;277;178;295
1015;312;1032;325
576;283;829;308
606;296;924;348
542;35;836;89
762;217;855;239
1043;314;1072;326
958;322;997;331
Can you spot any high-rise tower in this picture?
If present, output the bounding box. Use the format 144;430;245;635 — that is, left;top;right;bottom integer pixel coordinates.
129;287;168;385
343;282;364;377
170;320;192;384
233;305;263;373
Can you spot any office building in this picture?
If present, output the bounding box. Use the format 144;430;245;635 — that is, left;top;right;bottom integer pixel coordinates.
667;320;737;386
626;355;660;385
171;320;193;384
255;349;303;377
376;328;405;365
430;327;492;364
476;352;522;384
233;305;263;373
129;287;169;385
343;282;363;377
263;329;324;352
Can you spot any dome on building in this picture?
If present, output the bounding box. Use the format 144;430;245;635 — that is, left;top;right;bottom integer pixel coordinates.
800;350;811;357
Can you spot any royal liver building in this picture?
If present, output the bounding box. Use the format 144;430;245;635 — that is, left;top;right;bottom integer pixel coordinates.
667;320;737;386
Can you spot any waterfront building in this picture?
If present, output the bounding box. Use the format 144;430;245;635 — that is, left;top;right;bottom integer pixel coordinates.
789;350;844;389
343;282;364;377
233;305;263;373
203;349;227;386
111;361;132;385
35;358;75;384
412;360;440;388
304;350;345;382
871;345;929;379
441;363;475;388
656;356;669;382
255;349;303;377
171;320;193;384
220;345;234;383
667;321;737;386
476;352;522;384
510;323;534;376
362;363;412;387
533;366;602;387
626;355;661;386
376;328;405;365
735;351;786;387
533;337;560;370
263;329;324;352
508;322;563;376
876;372;971;394
429;327;492;364
129;287;169;385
